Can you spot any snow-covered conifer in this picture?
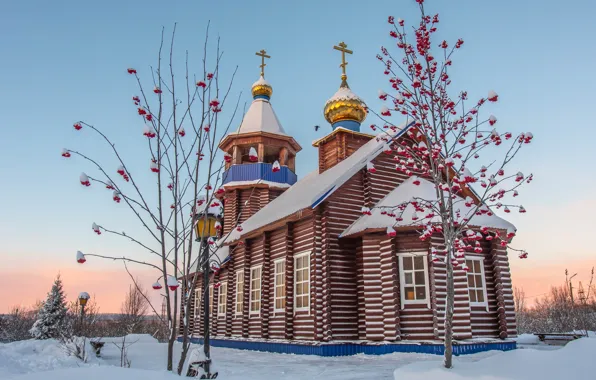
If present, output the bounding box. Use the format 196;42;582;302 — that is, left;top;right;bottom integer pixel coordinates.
30;275;68;339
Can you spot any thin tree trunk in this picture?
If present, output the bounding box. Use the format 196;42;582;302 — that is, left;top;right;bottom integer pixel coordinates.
444;246;455;369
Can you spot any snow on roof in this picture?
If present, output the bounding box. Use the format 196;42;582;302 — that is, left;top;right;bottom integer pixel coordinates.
234;98;287;135
78;292;90;299
325;86;363;105
226;121;414;243
341;176;516;238
222;180;291;190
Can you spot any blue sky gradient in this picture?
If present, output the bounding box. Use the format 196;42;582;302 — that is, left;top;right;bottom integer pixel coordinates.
1;0;594;310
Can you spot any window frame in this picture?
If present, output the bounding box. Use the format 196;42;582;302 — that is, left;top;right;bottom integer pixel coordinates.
249;265;263;315
398;252;431;309
217;281;228;317
209;284;214;316
235;270;244;316
293;251;311;312
194;287;202;320
465;256;489;309
273;258;286;313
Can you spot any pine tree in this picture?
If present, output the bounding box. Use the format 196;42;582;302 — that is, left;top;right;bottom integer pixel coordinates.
30;275;68;339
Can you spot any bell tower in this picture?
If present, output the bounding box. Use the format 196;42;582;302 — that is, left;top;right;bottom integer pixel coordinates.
313;41;372;174
219;50;302;234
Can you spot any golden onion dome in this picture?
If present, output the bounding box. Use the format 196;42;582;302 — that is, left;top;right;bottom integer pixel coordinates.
324;79;367;127
251;75;273;100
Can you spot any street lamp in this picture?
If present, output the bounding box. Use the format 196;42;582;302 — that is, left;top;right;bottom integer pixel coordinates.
78;292;90;332
194;212;220;379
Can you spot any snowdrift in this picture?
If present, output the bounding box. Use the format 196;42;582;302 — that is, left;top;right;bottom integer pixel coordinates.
393;337;596;380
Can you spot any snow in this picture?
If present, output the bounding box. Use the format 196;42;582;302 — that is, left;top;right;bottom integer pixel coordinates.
233;98;287;135
226;121;414;243
341;176;516;237
223;180;291;190
252;75;270;87
325;85;364;105
78;292;90;300
2;334;595;380
392;337;596;380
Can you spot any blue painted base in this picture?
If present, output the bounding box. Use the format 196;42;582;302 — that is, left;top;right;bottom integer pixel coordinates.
177;337;516;357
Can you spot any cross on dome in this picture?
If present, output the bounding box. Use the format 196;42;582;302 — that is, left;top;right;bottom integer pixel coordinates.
333;42;353;81
255;49;271;78
252;49;273;100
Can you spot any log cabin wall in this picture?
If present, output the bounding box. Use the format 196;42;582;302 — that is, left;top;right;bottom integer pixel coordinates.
292;217;316;340
490;235;517;338
266;227;291;339
224;188;287;235
317;130;372;173
395;233;435;340
429;234;473;340
468;238;500;338
247;237;265;337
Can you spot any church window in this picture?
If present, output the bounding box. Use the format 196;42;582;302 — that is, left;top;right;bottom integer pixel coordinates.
235;270;244;315
194;287;202;320
249;265;262;314
466;257;488;307
209;285;214;316
294;252;310;311
274;259;286;312
217;282;228;316
399;253;430;308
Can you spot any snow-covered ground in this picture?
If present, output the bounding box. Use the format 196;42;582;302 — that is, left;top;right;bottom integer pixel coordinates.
0;334;593;380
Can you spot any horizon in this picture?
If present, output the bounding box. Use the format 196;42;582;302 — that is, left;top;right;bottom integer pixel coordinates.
1;0;595;313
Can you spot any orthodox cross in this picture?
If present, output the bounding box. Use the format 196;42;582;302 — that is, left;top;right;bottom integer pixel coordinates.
255;49;271;77
333;42;353;81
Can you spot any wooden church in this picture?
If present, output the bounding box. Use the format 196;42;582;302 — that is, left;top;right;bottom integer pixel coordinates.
180;45;518;355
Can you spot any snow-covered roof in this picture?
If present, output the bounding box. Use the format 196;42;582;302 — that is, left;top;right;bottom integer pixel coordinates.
226;121;414;243
234;98;287;135
223;180;291;190
341;176;516;238
325;86;364;105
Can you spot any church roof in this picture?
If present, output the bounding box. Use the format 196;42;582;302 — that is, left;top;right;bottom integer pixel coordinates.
235;98;287;136
341;176;516;238
225;121;415;243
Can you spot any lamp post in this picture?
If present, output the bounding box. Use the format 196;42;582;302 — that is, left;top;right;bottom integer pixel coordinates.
78;292;90;334
194;212;219;379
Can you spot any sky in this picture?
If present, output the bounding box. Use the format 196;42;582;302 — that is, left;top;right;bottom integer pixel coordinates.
1;0;595;313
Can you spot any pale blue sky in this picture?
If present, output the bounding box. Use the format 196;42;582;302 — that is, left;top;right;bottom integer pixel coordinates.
1;0;595;309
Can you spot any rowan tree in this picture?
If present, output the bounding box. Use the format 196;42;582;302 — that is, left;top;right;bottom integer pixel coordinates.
63;24;241;374
373;0;533;368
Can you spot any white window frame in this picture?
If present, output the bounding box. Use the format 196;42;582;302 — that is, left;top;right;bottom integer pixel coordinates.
209;284;214;316
249;265;262;315
235;270;244;316
217;282;228;317
273;258;286;313
466;256;489;309
294;251;311;312
194;287;202;320
398;252;431;309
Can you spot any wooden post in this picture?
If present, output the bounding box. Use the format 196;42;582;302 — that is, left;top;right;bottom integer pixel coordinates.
232;145;241;165
279;147;288;166
258;143;265;162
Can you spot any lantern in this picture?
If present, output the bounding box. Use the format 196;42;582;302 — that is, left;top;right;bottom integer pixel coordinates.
78;292;90;306
76;251;86;264
195;212;219;241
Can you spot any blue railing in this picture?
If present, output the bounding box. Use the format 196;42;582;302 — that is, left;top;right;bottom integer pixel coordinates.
222;163;297;186
179;337;516;357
